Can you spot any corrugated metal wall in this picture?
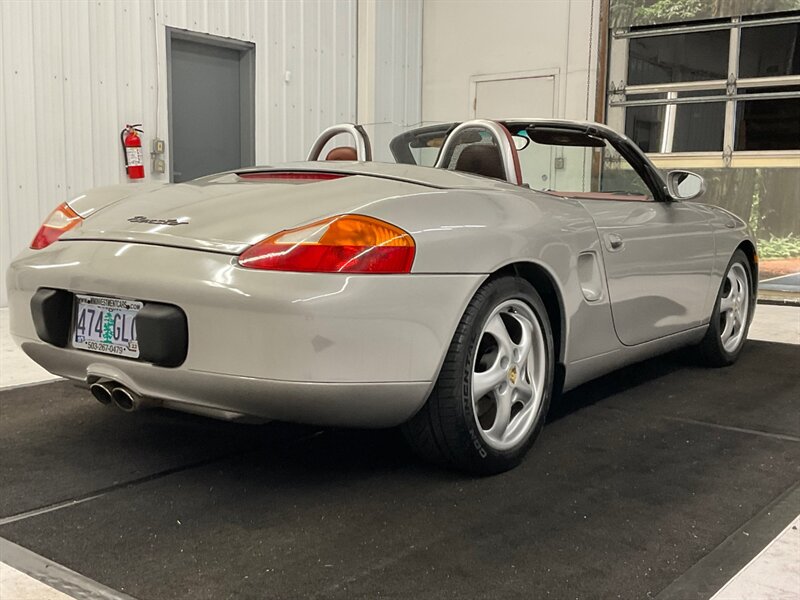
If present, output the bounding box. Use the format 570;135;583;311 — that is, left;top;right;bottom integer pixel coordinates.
0;0;357;306
370;0;423;162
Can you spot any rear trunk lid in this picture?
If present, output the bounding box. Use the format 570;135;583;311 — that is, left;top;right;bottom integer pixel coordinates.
61;171;429;254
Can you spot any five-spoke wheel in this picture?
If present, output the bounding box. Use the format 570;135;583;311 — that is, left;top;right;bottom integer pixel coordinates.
471;300;547;452
699;249;753;366
718;262;750;354
402;276;554;474
405;250;753;474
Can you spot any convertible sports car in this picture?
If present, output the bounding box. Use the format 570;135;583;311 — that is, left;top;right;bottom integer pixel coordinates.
7;118;756;474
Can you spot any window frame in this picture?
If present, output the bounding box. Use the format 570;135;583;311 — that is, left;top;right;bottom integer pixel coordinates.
606;12;800;167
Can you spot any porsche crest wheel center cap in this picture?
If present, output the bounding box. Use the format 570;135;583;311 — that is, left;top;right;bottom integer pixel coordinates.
508;366;518;385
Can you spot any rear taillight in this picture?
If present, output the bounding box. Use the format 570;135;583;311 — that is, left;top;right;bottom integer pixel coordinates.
30;202;83;250
238;214;415;274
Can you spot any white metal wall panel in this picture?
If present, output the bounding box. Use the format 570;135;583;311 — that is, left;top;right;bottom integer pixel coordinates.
2;0;40;304
337;1;357;126
0;0;357;306
0;17;9;291
63;1;98;197
284;0;305;162
370;0;423;162
421;0;600;123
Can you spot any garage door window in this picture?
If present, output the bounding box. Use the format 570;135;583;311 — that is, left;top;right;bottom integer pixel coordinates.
627;30;729;85
608;14;800;158
734;86;800;151
624;90;726;153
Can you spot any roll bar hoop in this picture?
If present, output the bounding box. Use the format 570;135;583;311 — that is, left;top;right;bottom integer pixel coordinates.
306;123;373;162
434;119;522;185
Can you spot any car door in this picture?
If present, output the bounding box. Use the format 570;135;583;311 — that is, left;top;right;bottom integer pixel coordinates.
567;134;715;346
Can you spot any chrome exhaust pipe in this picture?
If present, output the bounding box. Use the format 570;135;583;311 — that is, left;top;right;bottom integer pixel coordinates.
111;386;154;412
89;382;113;405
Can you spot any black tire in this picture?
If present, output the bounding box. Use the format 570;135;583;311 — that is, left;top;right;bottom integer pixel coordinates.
402;276;554;475
698;249;754;367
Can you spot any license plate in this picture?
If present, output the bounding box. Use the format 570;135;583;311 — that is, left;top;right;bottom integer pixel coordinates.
72;294;142;358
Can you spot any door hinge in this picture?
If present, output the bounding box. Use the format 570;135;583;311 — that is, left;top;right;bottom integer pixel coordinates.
726;73;737;96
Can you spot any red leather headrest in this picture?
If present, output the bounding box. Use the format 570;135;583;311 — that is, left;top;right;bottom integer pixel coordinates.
325;146;358;161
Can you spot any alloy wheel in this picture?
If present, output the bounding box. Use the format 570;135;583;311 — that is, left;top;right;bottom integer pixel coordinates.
718;263;750;353
471;299;547;451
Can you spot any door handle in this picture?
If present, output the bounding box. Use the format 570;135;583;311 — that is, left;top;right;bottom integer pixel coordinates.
606;233;624;251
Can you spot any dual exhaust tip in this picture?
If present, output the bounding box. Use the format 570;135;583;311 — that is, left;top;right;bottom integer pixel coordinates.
89;381;153;412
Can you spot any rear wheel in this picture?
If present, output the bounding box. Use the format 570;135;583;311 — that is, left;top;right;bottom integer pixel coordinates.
402;276;554;475
699;249;753;366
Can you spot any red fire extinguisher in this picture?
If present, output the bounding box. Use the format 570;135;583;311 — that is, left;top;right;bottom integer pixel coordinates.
121;124;145;179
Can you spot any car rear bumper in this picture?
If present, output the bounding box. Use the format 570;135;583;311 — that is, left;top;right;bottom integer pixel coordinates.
7;241;484;426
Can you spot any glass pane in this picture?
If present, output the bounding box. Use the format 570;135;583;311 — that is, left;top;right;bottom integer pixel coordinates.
513;132;654;200
387;123;452;165
627;30;729;85
735;88;800;150
412;146;442;167
673;102;726;152
598;148;653;199
625;92;725;153
610;0;800;28
625;104;665;152
739;24;800;78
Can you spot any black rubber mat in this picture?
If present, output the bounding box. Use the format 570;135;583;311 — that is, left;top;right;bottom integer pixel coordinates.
1;341;798;599
0;381;314;518
551;340;800;438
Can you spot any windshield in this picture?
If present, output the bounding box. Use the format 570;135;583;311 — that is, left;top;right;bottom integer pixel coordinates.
510;126;652;199
388;121;653;200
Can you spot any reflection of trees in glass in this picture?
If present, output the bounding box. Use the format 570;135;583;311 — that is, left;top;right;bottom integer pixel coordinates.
675;167;799;258
632;0;704;22
611;0;800;27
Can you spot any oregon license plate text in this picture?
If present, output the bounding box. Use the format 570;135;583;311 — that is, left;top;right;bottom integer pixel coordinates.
73;295;142;358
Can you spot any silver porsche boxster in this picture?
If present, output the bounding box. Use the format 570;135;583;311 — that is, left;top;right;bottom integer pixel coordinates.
7;119;757;473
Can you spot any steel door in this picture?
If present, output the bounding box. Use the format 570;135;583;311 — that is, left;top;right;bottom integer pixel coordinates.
169;36;254;183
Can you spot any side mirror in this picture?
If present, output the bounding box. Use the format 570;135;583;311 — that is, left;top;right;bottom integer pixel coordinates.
512;135;530;151
666;170;705;201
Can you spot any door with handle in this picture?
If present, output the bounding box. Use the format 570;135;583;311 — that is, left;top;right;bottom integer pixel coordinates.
547;133;717;346
513;123;716;346
580;198;715;346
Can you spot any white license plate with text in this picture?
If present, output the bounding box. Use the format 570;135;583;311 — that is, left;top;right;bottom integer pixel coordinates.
72;294;141;358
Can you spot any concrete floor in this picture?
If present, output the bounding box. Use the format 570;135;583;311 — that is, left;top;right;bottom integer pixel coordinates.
1;304;798;599
0;309;58;388
0;564;73;600
746;303;800;345
712;516;800;600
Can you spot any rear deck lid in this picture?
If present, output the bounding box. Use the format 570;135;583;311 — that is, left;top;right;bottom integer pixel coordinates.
61;170;430;254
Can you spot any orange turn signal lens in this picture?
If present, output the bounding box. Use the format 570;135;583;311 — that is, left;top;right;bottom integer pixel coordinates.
238;214;416;273
30;202;83;250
